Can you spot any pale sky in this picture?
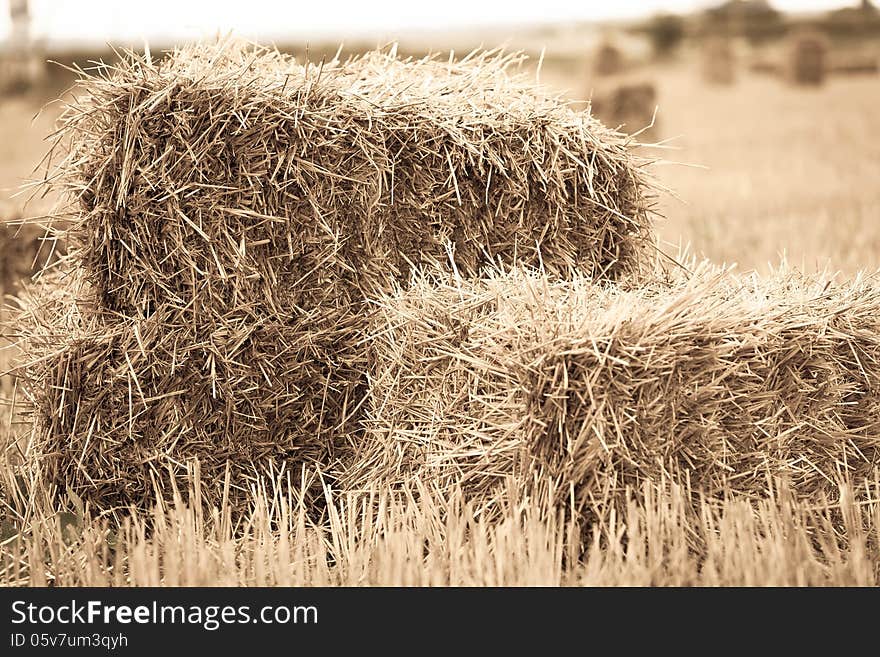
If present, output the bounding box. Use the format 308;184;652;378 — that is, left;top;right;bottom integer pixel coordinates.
0;0;858;47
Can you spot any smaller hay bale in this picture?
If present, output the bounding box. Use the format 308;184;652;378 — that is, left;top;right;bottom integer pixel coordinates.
345;265;880;522
701;38;736;85
788;30;829;86
594;42;624;76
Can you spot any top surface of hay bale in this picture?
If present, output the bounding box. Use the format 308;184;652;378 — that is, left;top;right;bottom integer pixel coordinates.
48;41;657;318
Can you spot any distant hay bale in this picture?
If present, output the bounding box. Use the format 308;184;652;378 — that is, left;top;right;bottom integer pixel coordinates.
16;41;658;515
702;38;736;85
594;42;624;76
788;30;829;86
0;52;46;97
590;82;659;139
344;266;880;519
0;219;62;298
0;209;64;396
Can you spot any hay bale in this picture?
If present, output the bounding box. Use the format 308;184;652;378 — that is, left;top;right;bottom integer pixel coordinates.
51;41;656;318
589;82;658;139
345;266;880;519
0;208;64;396
702;38;736;85
17;41;657;515
788;30;829;86
594;42;624;77
15;275;361;512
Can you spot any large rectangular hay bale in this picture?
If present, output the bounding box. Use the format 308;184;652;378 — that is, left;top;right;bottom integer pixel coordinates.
50;41;656;317
17;41;658;515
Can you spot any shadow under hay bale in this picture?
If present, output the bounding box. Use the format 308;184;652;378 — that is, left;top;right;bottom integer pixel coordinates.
748;57;781;76
788;30;829;86
589;82;659;139
16;41;658;517
701;38;737;85
344;266;880;522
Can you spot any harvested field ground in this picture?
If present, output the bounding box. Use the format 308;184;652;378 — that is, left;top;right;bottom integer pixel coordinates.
652;65;880;275
2;49;880;587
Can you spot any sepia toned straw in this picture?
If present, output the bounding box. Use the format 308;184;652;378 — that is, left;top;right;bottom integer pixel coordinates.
13;39;659;516
346;264;880;522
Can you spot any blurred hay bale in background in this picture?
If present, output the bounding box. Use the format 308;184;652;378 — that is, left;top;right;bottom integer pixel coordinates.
14;41;659;516
0;52;46;97
594;41;624;76
788;29;829;86
590;82;659;139
701;38;736;85
0;219;61;299
345;266;880;520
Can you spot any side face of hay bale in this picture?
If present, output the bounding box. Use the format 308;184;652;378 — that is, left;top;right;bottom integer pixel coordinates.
350;268;880;520
54;43;656;320
18;294;364;513
343;277;531;515
789;31;829;85
519;274;880;511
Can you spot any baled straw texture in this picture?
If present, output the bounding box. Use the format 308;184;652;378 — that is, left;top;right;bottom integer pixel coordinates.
345;265;880;519
19;41;658;515
48;40;656;318
13;272;362;514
